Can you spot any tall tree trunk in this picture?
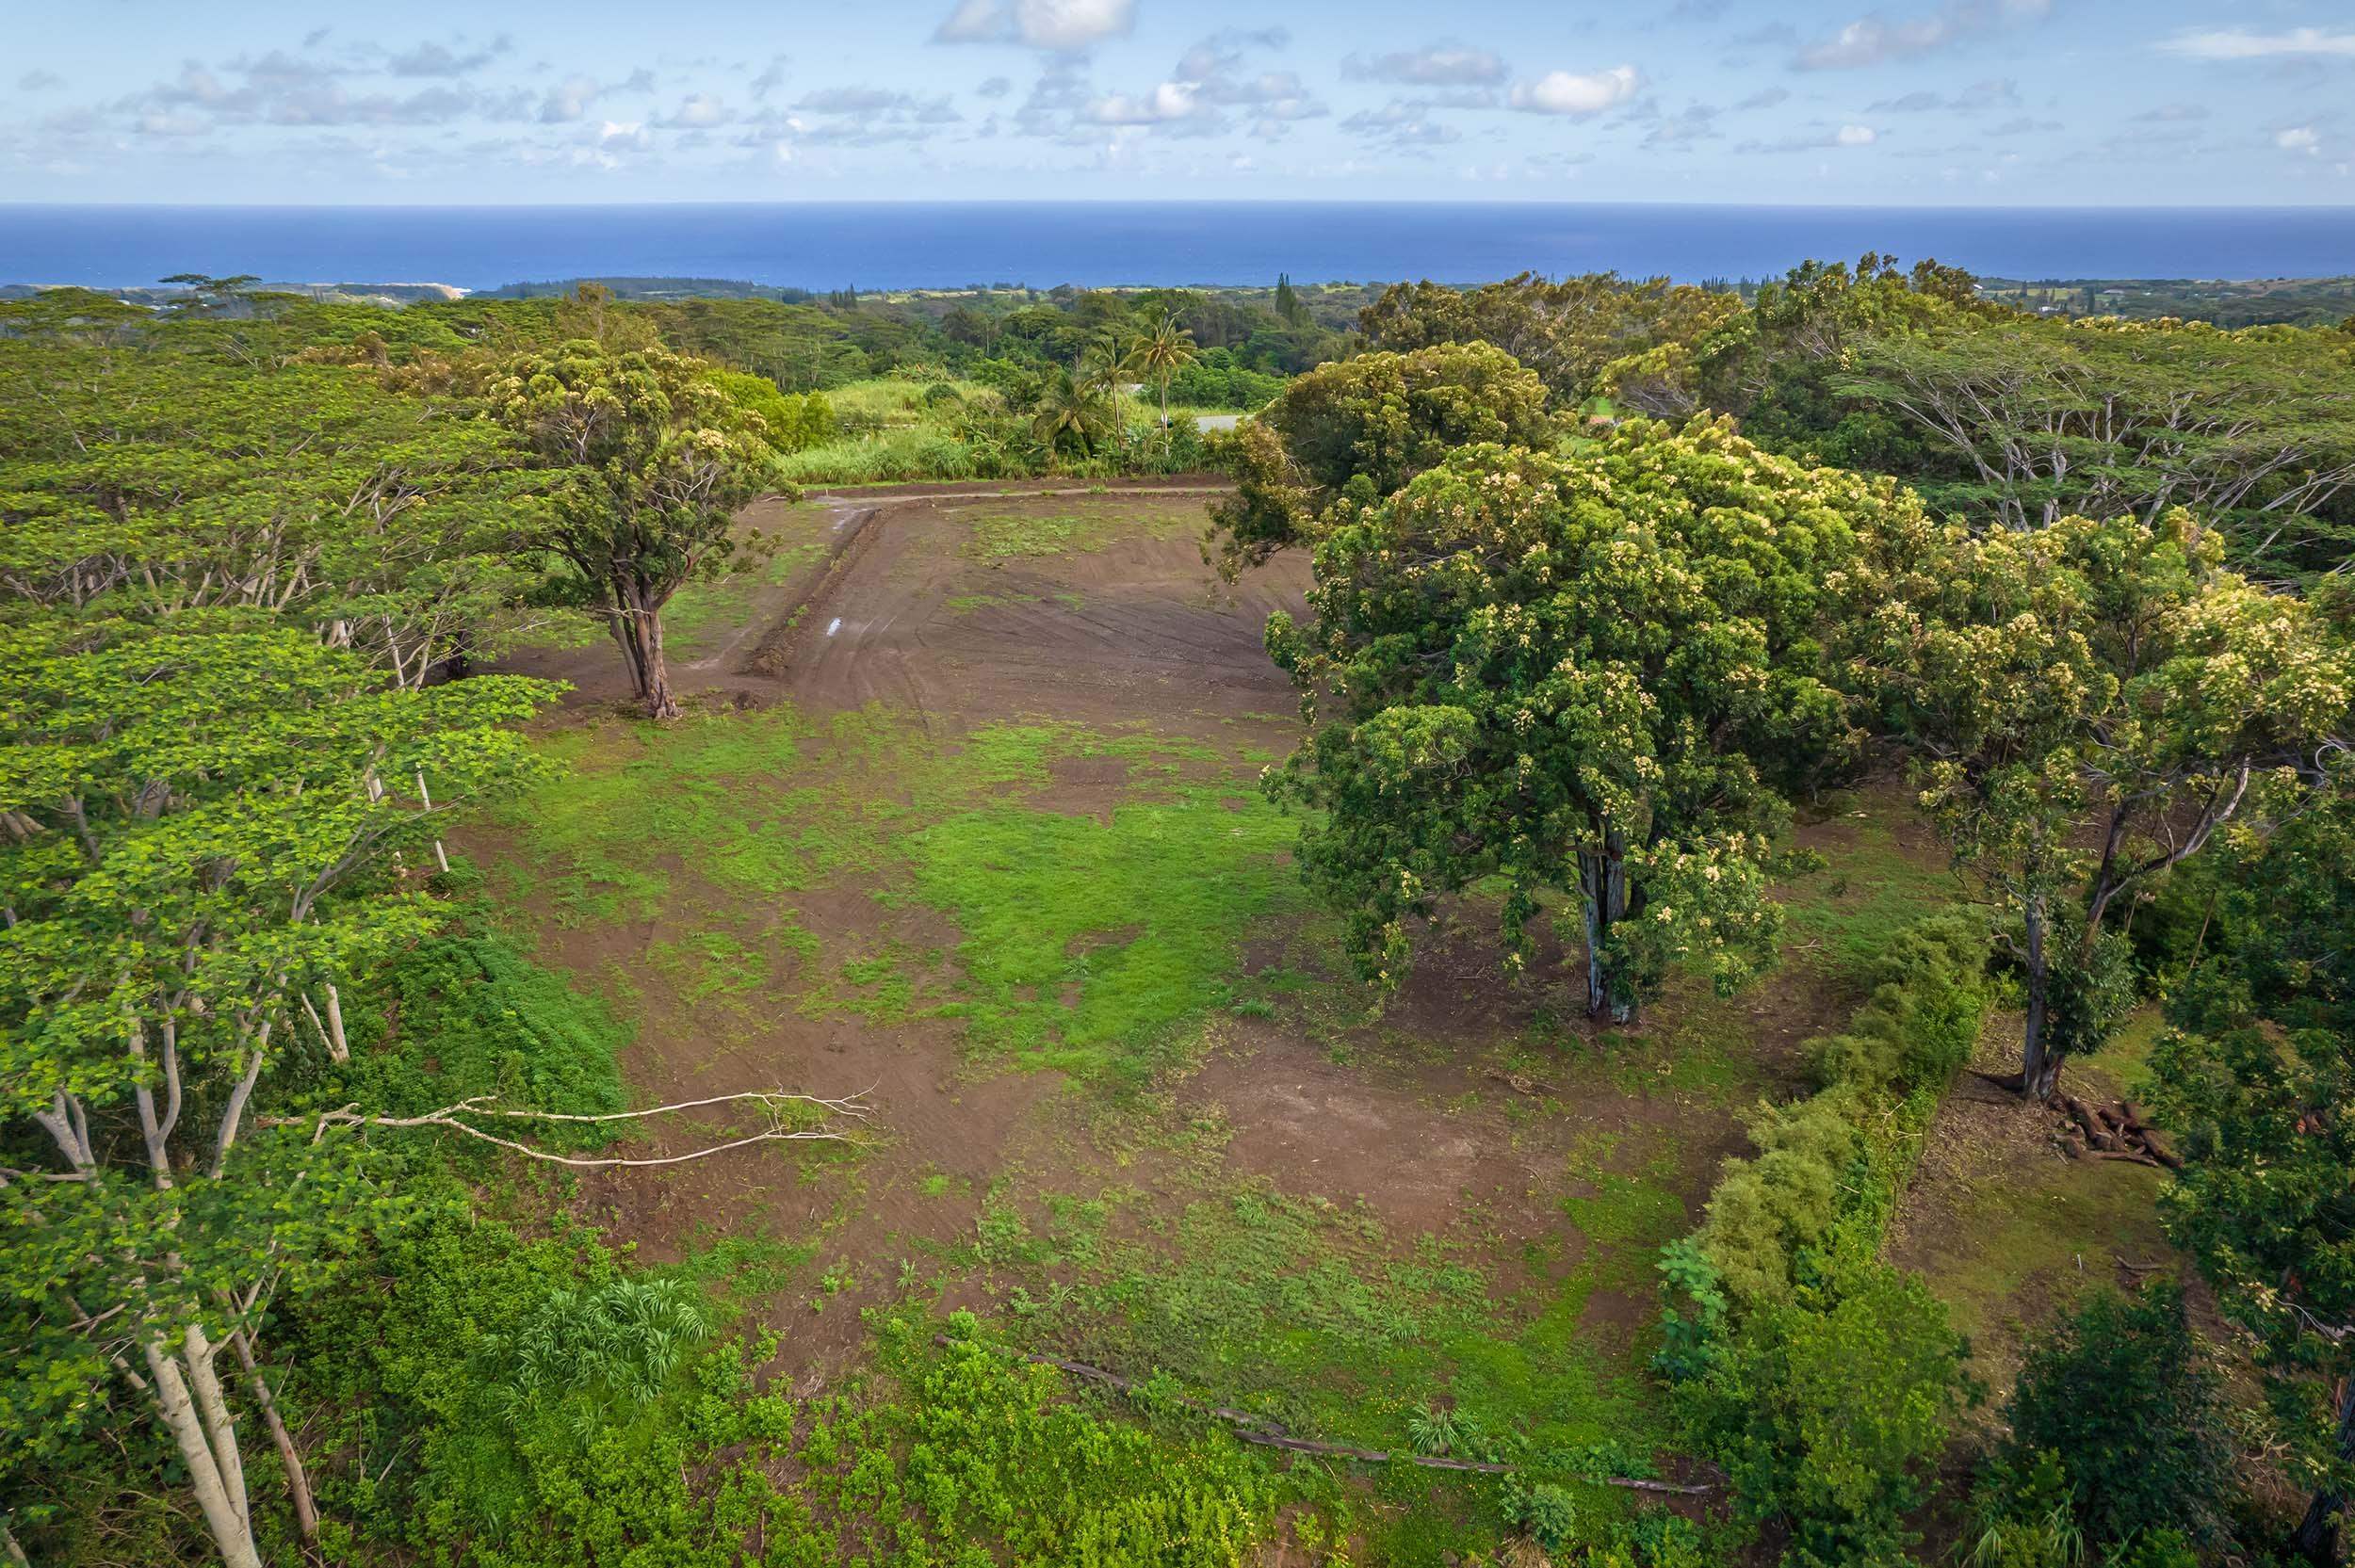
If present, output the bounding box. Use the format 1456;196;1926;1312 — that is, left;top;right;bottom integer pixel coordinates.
611;587;679;719
143;1333;262;1568
2020;894;2058;1102
1578;827;1638;1026
2292;1375;2355;1568
233;1328;319;1544
636;599;678;720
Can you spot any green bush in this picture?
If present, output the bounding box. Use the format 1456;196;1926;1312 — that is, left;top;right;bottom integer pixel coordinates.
1692;1263;1971;1568
772;428;981;485
1997;1283;2234;1551
1690;911;1989;1309
339;934;627;1143
287;1213;1295;1566
1660;910;1989;1566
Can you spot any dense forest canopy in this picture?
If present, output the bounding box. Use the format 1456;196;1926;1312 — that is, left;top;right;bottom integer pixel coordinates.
5;256;2355;1568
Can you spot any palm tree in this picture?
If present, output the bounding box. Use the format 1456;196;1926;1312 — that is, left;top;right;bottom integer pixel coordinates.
1030;366;1109;459
1080;327;1132;440
1129;312;1198;431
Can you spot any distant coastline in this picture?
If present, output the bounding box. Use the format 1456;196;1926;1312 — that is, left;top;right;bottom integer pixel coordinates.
6;202;2354;293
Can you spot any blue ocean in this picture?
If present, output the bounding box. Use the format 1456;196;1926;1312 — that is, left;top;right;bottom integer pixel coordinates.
4;202;2352;291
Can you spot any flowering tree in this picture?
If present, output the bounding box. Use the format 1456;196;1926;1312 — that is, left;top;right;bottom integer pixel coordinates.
1836;507;2352;1098
1265;418;1912;1023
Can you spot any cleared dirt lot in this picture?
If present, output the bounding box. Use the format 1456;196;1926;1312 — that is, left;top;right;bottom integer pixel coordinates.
474;480;1963;1542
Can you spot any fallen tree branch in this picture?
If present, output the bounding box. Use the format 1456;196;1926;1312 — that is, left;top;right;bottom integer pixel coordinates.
265;1090;875;1168
937;1336;1710;1494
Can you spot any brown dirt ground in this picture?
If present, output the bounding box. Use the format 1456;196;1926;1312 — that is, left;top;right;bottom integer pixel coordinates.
478;481;1950;1418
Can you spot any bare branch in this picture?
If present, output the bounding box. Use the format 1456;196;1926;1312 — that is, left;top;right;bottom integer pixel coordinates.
266;1089;875;1169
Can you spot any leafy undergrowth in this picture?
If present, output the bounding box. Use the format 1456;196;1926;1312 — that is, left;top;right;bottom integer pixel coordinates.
490;704;1312;1081
336;930;628;1148
911;1093;1712;1560
294;1198;1316;1567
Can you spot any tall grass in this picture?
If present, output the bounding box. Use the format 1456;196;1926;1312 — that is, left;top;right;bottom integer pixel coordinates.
774;428;980;484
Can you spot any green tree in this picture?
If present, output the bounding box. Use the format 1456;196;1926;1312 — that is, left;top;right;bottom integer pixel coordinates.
2150;786;2355;1565
1839;317;2355;577
1691;1263;1970;1567
0;622;557;1567
1028;365;1112;459
490;343;776;719
0;331;546;684
1837;508;2352;1099
1264;420;1901;1022
1274;272;1303;327
1997;1283;2234;1551
1206;341;1553;577
1361;270;1743;405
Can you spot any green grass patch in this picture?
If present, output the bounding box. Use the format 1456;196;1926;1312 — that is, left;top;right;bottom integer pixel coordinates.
954;505;1189;559
1778;799;1960;977
493;706;1307;1080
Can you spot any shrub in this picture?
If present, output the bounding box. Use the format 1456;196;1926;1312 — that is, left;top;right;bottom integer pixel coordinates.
1697;1264;1971;1568
1998;1283;2233;1551
1689;911;1989;1310
1500;1477;1581;1552
1661;910;1989;1566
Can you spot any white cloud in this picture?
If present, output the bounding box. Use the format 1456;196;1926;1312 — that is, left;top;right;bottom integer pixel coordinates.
658;93;728;128
2277;126;2322;154
1341;42;1508;87
934;0;1135;52
2158;27;2355;60
387;38;512;78
1796;0;2051;70
1738;122;1886;153
1508;65;1639;117
1087;82;1201;123
539;73;600;122
1340;97;1464;147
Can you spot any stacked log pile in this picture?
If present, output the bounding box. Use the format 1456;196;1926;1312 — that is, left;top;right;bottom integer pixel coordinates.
2055;1095;2182;1169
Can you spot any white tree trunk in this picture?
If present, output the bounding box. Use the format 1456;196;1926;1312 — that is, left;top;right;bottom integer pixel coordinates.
143;1334;262;1568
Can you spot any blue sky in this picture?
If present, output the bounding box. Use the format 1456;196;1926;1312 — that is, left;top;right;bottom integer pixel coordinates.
5;0;2352;203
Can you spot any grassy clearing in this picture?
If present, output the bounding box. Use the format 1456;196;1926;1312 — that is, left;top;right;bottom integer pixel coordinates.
1890;1010;2176;1406
906;1080;1707;1558
1779;790;1963;979
491;705;1313;1080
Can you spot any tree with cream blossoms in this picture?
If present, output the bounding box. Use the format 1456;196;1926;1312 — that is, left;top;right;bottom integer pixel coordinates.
1833;506;2354;1100
1263;418;1919;1024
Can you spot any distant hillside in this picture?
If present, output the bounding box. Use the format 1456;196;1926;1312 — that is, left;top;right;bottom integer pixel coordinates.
1975;274;2355;328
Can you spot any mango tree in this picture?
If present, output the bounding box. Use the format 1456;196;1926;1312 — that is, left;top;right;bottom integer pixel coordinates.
1264;418;1906;1023
1206;340;1553;578
2149;786;2355;1564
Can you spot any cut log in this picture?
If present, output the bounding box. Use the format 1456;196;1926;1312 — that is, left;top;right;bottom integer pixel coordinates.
2139;1129;2184;1170
2087;1149;2165;1169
